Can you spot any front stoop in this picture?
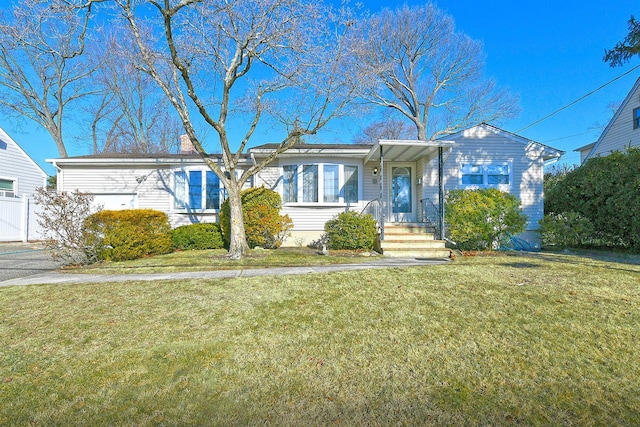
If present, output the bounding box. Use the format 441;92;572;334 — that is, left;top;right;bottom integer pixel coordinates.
380;223;451;259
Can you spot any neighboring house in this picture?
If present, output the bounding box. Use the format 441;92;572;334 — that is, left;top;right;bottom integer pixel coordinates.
576;77;640;163
0;126;48;241
48;124;563;254
0;127;47;198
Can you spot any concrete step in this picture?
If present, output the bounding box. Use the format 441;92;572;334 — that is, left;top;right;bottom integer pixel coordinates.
383;223;436;234
383;233;436;241
383;223;437;241
382;248;452;259
379;222;449;258
381;239;446;249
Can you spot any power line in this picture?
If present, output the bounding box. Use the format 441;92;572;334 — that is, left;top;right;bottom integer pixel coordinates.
542;127;604;143
516;64;640;133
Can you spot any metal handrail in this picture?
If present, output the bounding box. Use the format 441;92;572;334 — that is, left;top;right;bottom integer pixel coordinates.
361;198;383;235
420;198;441;237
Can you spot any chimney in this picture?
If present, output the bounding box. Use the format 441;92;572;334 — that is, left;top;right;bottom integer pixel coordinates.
180;134;197;154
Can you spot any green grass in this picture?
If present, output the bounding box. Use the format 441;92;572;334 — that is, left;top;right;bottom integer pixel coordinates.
1;252;639;425
70;247;377;274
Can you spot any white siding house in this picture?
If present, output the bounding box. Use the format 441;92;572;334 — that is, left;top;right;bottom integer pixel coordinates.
577;77;640;163
49;124;563;250
427;124;563;231
0;127;47;198
0;127;48;241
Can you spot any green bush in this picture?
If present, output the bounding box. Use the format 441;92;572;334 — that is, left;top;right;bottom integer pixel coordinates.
172;223;225;250
324;211;377;250
539;212;595;249
220;187;293;249
545;148;640;251
85;209;173;262
445;188;527;250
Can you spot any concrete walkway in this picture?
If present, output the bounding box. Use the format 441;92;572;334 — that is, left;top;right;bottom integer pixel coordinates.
0;257;450;287
0;243;61;284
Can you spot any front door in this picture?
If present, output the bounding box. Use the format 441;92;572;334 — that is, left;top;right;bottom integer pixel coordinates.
389;165;415;222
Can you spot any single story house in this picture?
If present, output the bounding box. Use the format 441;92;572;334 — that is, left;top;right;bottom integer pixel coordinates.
576;76;640;163
48;124;563;255
0;126;48;241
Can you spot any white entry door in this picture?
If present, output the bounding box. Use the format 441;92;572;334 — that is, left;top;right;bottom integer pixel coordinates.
389;165;415;222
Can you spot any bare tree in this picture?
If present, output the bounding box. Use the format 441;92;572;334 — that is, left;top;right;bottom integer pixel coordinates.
352;111;417;144
113;0;358;259
350;4;518;141
83;34;183;154
0;0;98;157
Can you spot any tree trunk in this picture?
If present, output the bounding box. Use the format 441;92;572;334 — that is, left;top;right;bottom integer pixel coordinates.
226;184;249;260
416;120;428;142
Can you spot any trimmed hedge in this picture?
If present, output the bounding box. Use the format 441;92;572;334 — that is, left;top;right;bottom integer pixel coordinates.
324;211;377;250
220;187;293;249
539;212;595;249
545;148;640;250
172;223;225;250
445;188;527;250
85;209;173;262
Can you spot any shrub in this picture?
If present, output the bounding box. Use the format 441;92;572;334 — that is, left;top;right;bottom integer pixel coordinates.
545;148;640;250
220;187;293;249
543;163;576;198
34;188;100;265
172;223;225;250
539;212;595;249
84;209;173;262
324;211;377;250
445;188;527;250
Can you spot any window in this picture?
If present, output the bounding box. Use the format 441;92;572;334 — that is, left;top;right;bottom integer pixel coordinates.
487;165;510;185
283;163;360;204
460;163;511;188
303;165;318;203
460;164;483;185
205;171;220;209
634;107;640;129
0;178;15;198
323;165;339;202
344;165;358;204
283;165;298;203
174;170;220;210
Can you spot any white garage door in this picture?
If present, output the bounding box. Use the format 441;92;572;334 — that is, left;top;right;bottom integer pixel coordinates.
93;194;138;210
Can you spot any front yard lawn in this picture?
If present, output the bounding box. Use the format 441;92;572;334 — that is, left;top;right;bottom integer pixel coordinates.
1;252;639;425
70;247;378;274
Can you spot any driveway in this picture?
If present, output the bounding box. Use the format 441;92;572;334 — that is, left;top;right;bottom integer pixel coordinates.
0;243;61;283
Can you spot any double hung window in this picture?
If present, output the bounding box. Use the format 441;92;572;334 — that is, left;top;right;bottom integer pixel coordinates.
0;178;15;198
460;163;511;189
283;163;359;204
174;170;220;210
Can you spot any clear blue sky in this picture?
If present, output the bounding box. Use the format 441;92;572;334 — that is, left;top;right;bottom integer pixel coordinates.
7;0;639;175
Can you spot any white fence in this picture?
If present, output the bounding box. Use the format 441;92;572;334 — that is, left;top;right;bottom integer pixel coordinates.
0;195;44;242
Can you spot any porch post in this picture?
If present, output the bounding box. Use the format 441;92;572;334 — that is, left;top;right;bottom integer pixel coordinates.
438;147;445;240
379;146;385;240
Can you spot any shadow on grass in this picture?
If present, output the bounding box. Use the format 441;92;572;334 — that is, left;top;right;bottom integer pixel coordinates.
498;262;540;269
498;250;640;275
